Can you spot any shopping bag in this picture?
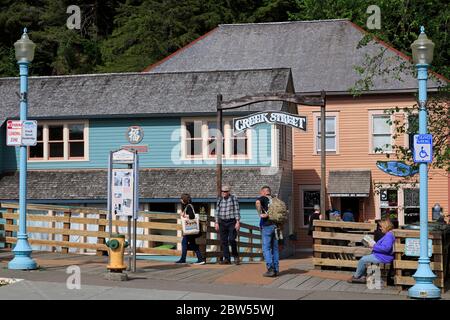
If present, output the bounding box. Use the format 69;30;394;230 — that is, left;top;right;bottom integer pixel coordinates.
181;214;200;235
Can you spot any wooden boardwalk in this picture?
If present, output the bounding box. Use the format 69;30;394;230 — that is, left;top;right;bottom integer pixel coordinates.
0;250;406;296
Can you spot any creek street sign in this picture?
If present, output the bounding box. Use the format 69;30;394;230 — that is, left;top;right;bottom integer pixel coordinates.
233;111;307;134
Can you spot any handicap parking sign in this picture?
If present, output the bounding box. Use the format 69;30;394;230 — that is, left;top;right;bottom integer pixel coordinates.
413;134;432;163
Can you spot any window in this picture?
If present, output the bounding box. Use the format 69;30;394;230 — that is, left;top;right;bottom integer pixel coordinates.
182;119;250;159
28;121;88;161
48;125;64;159
404;188;420;224
207;122;225;157
29;125;44;159
380;189;398;221
314;115;337;153
408;114;419;150
185;121;203;157
230;129;248;157
302;190;320;226
372;115;392;152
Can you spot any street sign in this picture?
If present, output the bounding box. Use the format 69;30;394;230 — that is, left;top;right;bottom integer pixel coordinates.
404;238;432;257
6;120;22;146
21;120;37;146
233;111;307;135
413;134;432;163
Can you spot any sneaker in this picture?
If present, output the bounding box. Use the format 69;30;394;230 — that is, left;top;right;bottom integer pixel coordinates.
263;268;275;277
273;270;279;277
194;260;206;265
348;276;366;284
234;256;240;265
219;259;231;265
175;259;186;264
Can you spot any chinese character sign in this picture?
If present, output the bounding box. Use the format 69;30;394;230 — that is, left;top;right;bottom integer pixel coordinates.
127;126;144;144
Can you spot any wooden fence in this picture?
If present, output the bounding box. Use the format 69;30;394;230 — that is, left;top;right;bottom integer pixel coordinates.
0;202;263;262
393;229;449;290
313;220;450;291
312;220;376;268
202;216;262;261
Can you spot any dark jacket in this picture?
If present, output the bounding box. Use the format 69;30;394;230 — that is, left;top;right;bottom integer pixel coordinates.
308;212;321;236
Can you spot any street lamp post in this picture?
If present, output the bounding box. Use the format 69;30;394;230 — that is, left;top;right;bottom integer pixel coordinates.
408;26;439;299
8;28;37;270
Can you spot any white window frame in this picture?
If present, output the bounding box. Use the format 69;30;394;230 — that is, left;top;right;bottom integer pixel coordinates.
313;112;339;155
28;120;89;162
299;185;321;228
369;110;394;154
181;118;252;160
375;183;420;226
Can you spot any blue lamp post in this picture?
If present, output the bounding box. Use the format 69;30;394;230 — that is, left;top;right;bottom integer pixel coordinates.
408;26;439;299
8;28;37;270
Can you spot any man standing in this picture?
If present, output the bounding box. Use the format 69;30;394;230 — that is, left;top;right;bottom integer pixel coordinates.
215;185;240;265
256;186;279;277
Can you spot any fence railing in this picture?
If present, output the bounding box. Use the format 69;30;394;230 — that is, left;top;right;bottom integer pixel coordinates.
202;216;262;261
312;220;376;268
0;202;263;261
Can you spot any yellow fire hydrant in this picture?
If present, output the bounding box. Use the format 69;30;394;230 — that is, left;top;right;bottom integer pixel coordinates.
106;234;128;272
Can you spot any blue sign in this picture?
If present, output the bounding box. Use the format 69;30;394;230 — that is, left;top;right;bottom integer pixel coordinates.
404;238;432;257
413;134;432;163
376;161;419;177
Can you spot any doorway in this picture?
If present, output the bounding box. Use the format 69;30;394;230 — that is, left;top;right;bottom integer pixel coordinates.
340;197;360;222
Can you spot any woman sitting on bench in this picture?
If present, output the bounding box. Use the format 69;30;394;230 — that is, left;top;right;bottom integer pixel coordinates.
349;219;395;283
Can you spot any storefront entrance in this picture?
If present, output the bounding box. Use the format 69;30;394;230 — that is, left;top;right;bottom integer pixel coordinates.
340;197;360;222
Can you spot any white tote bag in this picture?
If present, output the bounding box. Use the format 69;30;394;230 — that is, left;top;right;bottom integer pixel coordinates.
181;204;200;235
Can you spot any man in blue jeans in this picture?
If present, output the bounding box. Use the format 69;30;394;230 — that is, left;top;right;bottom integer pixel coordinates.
256;186;279;277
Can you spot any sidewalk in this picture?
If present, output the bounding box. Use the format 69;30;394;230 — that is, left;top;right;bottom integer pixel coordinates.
0;250;446;300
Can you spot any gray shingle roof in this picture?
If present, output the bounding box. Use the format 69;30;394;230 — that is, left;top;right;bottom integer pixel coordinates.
146;20;446;93
327;170;371;196
0;68;293;126
0;168;282;200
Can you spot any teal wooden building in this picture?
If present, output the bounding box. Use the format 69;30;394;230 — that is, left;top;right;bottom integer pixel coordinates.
0;68;296;234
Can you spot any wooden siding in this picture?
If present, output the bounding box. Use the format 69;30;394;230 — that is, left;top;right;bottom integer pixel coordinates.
292;94;448;244
1;118;273;170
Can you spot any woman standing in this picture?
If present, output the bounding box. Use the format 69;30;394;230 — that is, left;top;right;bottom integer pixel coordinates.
175;193;205;265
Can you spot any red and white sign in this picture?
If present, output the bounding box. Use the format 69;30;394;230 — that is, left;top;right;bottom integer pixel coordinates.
6;120;23;146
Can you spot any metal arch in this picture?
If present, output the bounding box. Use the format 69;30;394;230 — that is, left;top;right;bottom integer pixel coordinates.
220;91;325;110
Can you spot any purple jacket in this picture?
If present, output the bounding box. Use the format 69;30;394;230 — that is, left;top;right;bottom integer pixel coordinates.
372;231;395;263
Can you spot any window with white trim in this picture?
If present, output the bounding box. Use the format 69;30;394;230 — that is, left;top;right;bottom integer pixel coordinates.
302;189;320;226
28;121;88;161
379;189;398;221
316;116;336;152
182;119;250;159
372;115;392;152
404;188;420;224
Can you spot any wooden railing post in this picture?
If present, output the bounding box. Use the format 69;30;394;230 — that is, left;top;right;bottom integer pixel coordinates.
62;210;71;254
5;208;14;249
249;229;253;262
97;211;107;256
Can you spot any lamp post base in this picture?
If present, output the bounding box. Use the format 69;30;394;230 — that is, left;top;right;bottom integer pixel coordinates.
408;263;440;299
8;235;37;270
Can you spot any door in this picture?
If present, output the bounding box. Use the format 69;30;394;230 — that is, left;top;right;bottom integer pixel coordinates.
340;197;360;222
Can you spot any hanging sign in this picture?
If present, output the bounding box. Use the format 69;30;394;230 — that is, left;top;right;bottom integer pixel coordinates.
376;161;419;177
112;168;134;217
233;111;307;135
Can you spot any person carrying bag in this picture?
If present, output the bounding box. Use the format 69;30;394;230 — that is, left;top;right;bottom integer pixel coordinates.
175;193;205;265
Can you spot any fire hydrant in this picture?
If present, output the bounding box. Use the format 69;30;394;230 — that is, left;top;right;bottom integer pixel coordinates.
106;234;128;272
